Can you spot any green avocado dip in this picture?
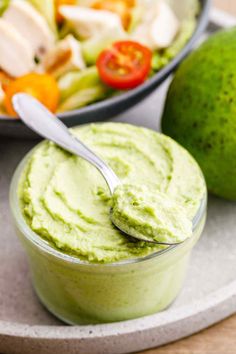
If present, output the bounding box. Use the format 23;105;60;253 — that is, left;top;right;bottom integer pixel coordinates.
111;184;192;244
19;123;205;264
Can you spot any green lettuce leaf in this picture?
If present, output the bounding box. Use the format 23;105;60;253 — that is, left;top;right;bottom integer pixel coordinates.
58;66;112;111
0;0;10;15
26;0;57;34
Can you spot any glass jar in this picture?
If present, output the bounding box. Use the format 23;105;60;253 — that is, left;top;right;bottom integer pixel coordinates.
10;150;207;325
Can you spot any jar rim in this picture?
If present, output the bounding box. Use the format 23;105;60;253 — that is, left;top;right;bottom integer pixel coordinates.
10;144;207;268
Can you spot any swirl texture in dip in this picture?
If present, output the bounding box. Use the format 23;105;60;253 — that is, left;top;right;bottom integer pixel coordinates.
19;123;205;263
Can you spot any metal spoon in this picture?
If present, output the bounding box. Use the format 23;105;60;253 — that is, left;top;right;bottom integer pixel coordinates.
13;93;183;246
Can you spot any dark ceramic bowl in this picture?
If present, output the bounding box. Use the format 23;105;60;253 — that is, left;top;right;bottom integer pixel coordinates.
0;0;210;138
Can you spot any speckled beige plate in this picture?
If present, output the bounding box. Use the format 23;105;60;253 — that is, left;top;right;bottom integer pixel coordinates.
1;10;236;354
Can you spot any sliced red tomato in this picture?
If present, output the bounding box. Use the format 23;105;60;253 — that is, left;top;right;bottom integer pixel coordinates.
96;40;152;90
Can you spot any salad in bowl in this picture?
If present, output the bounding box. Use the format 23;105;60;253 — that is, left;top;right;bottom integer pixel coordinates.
0;0;201;117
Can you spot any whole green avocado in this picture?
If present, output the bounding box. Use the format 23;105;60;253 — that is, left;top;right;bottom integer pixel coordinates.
162;28;236;200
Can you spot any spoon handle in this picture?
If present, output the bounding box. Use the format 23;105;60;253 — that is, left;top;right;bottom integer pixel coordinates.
13;93;120;193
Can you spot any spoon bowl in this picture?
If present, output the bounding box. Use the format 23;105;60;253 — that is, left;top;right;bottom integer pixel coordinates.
110;209;185;246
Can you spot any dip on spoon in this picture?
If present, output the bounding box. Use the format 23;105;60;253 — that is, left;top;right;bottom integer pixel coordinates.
111;184;192;244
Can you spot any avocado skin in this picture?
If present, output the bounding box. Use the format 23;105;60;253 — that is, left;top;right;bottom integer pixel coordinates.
162;28;236;200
